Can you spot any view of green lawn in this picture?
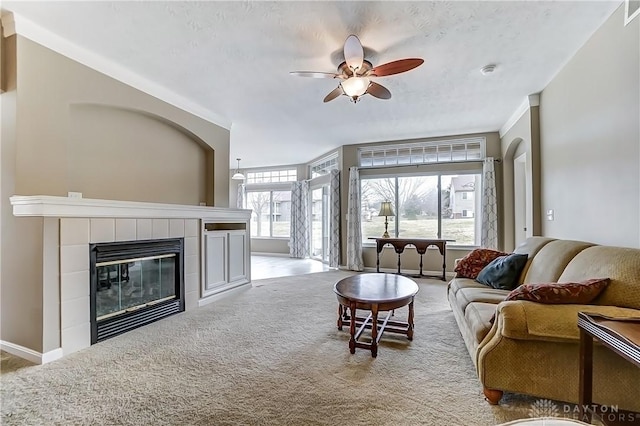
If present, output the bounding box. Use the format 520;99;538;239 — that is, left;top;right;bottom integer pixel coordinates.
362;217;476;245
253;217;476;246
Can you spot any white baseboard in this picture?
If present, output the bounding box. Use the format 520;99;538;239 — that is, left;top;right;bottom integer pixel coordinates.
0;340;63;365
198;281;251;307
251;252;290;258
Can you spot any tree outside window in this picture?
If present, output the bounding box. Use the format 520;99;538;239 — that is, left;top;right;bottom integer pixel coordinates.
247;191;291;238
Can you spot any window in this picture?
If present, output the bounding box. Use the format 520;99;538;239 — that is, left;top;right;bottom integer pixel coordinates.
358;137;484;168
246;169;297;184
246;191;291;238
361;173;481;246
310;153;338;178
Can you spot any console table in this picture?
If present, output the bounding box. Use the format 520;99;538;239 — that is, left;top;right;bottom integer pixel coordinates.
578;312;640;425
373;238;448;281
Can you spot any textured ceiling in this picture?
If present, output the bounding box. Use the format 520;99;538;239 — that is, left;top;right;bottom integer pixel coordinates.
3;1;619;168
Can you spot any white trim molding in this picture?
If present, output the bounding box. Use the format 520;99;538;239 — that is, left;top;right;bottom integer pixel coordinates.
499;94;541;138
10;195;252;221
0;12;231;130
1;340;63;365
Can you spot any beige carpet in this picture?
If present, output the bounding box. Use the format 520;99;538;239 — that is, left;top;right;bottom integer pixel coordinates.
2;271;549;425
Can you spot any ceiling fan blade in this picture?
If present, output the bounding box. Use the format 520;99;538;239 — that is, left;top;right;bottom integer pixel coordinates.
370;58;424;77
290;71;341;79
366;82;392;100
343;35;364;74
323;86;344;103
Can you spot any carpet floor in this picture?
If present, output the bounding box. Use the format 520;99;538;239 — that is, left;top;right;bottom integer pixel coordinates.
1;271;559;425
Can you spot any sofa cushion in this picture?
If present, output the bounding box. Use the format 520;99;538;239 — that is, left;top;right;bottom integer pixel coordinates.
505;278;610;305
456;287;509;313
496;301;640;342
476;253;529;290
513;237;556;285
521;240;595;284
558;246;640;310
448;277;488;296
454;248;510;279
464;302;497;344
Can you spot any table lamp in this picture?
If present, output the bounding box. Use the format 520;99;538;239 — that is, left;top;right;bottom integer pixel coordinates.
378;201;395;238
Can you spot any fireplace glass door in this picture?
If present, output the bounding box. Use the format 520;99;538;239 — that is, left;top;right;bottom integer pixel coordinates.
96;254;177;320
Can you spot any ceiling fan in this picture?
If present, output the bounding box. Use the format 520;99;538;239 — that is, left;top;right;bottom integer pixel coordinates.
290;35;424;103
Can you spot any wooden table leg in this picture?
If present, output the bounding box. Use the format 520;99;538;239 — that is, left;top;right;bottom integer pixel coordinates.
371;303;379;358
406;299;415;341
348;302;356;354
579;328;593;422
337;304;343;330
441;245;447;281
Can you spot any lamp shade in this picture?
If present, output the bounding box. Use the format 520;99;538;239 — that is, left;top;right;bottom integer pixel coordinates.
378;201;395;217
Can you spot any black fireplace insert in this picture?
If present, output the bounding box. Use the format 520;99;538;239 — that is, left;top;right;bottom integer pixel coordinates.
90;238;185;343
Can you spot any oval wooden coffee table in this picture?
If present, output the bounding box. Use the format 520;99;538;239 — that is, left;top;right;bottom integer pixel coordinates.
334;273;419;357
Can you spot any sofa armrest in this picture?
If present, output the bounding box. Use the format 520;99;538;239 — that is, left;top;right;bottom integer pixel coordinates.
494;301;640;342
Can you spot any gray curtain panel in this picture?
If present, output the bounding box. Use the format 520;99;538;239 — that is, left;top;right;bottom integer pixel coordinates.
329;169;340;268
289;180;309;259
236;183;245;209
346;167;364;271
481;157;498;249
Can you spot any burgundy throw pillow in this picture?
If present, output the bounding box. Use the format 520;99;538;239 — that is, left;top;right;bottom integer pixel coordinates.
454;248;510;279
504;278;611;305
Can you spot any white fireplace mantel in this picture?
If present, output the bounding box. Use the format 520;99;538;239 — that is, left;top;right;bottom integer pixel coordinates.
10;195;251;220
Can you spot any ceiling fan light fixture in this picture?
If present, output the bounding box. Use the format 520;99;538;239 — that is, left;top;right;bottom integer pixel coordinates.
341;76;371;100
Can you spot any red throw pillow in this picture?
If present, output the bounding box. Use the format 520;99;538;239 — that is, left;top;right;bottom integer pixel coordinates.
504;278;611;304
454;248;510;279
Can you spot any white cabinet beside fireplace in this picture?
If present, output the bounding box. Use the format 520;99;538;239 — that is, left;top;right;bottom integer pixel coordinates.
202;227;250;298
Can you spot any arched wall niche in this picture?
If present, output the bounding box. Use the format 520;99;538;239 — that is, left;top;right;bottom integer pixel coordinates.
502;137;525;251
68;103;213;205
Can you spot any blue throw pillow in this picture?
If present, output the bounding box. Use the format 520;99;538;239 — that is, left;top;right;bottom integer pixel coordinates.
476;253;529;290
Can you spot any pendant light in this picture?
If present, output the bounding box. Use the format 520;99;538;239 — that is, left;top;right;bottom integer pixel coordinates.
231;158;245;180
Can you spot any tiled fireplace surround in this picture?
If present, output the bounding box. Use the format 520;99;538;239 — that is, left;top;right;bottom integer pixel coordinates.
59;217;201;355
9;196;251;363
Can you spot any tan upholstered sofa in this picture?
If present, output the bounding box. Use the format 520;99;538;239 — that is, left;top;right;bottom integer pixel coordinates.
448;237;640;411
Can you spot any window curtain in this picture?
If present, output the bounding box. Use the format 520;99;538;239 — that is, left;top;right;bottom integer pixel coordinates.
481;157;498;249
289;180;309;259
346;167;364;271
329;169;340;268
236;183;245;209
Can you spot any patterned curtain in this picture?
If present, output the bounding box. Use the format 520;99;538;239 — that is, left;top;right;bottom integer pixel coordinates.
346;167;364;271
481;157;499;249
289;181;309;259
236;183;245;209
329;169;340;268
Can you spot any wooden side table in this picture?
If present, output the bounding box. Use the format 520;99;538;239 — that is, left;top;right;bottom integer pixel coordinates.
577;312;640;425
373;237;448;281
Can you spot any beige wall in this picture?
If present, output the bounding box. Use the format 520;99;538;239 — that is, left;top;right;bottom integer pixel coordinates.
1;35;231;353
539;5;639;248
14;37;229;206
